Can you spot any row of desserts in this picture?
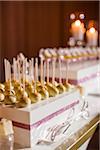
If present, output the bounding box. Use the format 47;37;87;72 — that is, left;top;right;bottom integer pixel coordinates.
39;47;100;62
0;53;75;108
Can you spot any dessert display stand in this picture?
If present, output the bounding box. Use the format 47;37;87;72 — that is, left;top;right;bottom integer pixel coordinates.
0;89;80;147
14;92;100;150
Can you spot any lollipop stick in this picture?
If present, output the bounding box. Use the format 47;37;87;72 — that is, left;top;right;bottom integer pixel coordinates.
22;58;27;91
34;58;38;92
52;59;55;84
66;60;69;84
13;58;15;80
9;61;12;94
58;58;62;84
15;59;17;81
46;59;49;83
7;60;11;94
4;59;7;82
36;58;38;82
29;59;31;80
31;58;34;82
7;60;10;82
43;61;46;83
17;60;21;87
22;59;24;89
25;58;27;82
40;57;43;85
6;60;9;82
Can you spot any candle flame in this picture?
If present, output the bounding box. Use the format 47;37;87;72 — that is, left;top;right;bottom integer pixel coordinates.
89;27;95;33
75;20;81;26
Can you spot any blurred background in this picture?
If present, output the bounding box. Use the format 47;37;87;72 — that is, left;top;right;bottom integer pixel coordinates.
0;1;99;81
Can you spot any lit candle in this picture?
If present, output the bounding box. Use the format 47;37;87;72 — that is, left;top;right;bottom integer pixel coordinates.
86;27;98;47
71;20;85;41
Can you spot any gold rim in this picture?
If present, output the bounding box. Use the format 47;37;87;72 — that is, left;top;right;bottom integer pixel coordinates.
55;114;99;150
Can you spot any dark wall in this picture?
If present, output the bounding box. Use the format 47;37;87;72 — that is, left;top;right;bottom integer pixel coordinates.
0;1;99;81
0;1;62;59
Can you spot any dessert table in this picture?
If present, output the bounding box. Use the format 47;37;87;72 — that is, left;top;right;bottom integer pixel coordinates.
15;92;100;150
